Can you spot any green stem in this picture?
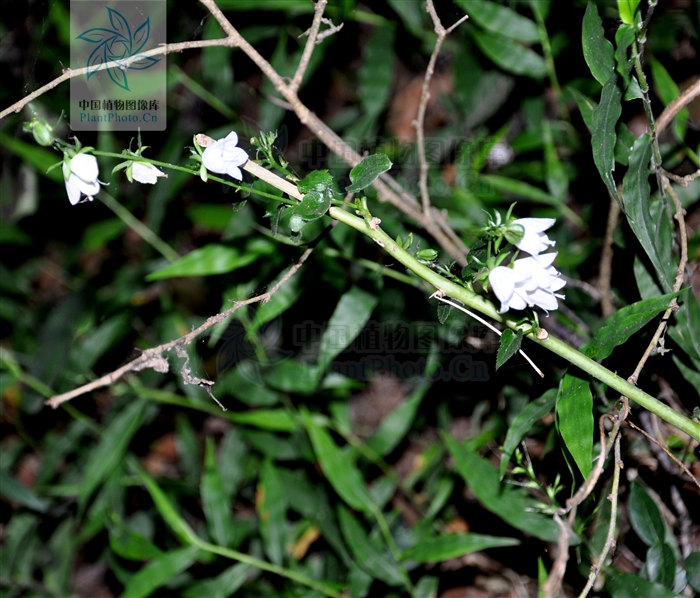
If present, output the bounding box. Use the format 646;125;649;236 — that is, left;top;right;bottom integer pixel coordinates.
328;206;700;441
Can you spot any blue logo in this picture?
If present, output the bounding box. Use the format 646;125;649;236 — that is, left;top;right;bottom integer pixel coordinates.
76;7;160;91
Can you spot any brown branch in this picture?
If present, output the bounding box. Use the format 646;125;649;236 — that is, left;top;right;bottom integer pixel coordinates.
290;0;328;93
656;77;700;137
0;40;232;120
46;242;315;409
415;1;469;216
659;168;700;188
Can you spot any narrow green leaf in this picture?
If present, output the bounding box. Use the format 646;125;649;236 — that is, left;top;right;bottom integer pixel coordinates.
456;0;539;44
346;154;392;193
414;576;439;598
542;119;568;201
583;291;682;361
300;408;375;515
649;57;688;141
582;1;615;85
317;286;378;374
437;303;451;325
556;373;593;479
444;434;562;542
138;468;197;545
0;470;49;512
472;29;547;79
591;76;622;207
617;0;641;26
622;134;675;292
79;400;148;511
629;481;665;546
201;437;236;548
605;569;677;598
257;459;287;566
108;528;164;561
367;381;431;456
646;543;676;589
500;389;557;477
337;505;405;587
400;533;519;562
182;563;254;598
121;546;200;598
669;288;700;362
249;273;302;333
496;329;523;370
229;409;297;432
147;241;273;280
568;86;597;131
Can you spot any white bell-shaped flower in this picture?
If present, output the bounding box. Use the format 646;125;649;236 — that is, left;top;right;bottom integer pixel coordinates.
63;153;103;205
201;131;248;181
489;252;565;313
508;218;556;255
132;162;165;185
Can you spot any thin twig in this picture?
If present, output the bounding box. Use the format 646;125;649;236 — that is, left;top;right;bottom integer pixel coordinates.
431;294;544;378
659;168;700;188
415;1;469;215
599;193;621;317
656;77;700;137
627;419;700;490
290;0;328;93
46;243;315;409
579;431;623;598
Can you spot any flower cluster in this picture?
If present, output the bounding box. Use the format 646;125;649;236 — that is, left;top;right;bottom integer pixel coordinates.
488;217;565;314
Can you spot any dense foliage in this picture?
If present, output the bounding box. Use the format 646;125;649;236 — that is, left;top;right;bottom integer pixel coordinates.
1;1;699;597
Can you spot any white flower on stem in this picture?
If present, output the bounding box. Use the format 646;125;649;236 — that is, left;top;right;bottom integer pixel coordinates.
63;153;104;205
507;217;556;255
132;162;165;184
201;131;248;180
489;253;566;314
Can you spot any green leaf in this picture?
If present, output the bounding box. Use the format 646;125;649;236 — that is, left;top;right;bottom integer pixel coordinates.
582;1;615;85
500;388;557;477
257;460;287;566
444;434;562;542
629;481;665;546
646;543;676;589
622;134;675;293
182;563;254;598
0;136;64;183
669;287;700;362
582;291;682;361
201;437;236;548
297;170;333;194
138;468;197;545
121;545;200;598
249;272;302;334
79;400;149;511
456;0;539;44
337;504;405;587
186;204;234;232
591;76;622;207
0;470;49;512
649;58;688;141
400;533;519;562
108;528;164;561
228;408;297;432
605;569;677;598
556;373;593;479
414;576;439;598
317;286;378;374
300;407;375;515
496;329;523;370
288;190;331;232
366;381;431;456
437;303;451;324
686;551;700;592
617;0;641;26
345;154;392;193
471;29;546;79
82;218;127;251
146;241;273;280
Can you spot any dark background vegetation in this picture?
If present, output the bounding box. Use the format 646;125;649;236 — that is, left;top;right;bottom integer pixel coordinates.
1;1;699;596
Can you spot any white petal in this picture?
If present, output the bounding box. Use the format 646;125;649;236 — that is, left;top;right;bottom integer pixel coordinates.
70;153;99;183
65;173;82;205
202;143;227;174
226;164;243;181
513;218;555;233
132;162;163;184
